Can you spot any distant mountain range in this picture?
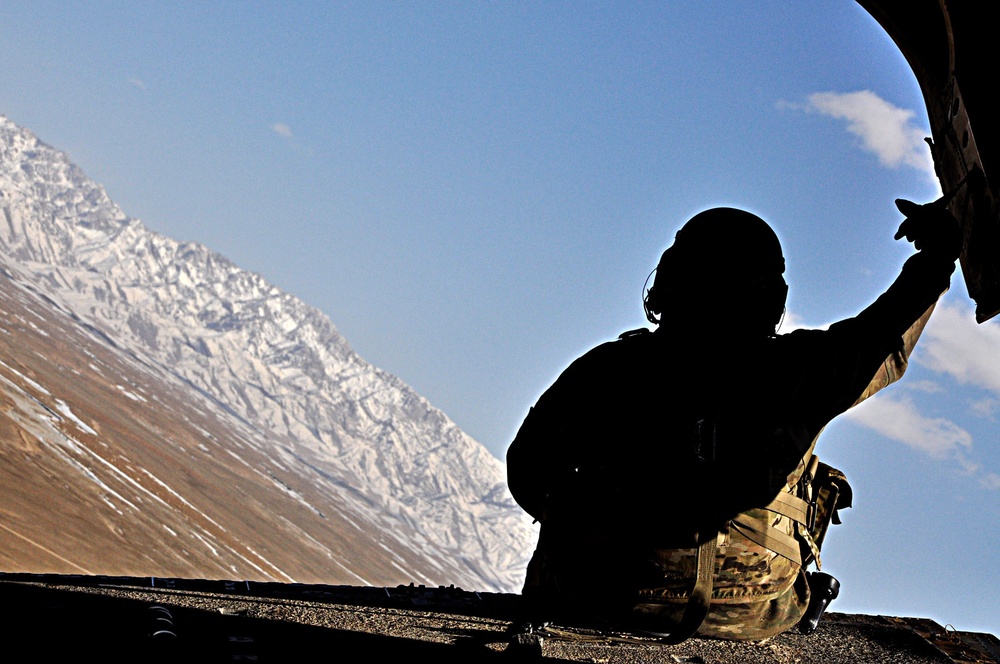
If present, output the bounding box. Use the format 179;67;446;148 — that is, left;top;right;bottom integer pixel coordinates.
0;115;534;592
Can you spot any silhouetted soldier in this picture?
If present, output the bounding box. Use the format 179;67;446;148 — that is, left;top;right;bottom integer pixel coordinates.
507;202;960;641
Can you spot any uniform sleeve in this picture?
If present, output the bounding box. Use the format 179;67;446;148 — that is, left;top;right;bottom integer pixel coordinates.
801;249;954;424
506;345;603;520
506;405;552;520
849;298;936;407
506;340;629;521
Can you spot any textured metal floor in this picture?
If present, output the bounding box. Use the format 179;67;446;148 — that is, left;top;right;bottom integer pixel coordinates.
0;573;995;663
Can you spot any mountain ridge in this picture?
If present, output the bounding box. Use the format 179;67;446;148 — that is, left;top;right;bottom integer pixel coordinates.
0;114;534;592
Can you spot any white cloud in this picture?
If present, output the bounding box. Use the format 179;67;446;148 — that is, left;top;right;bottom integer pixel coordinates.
805;90;934;180
917;302;1000;394
774;99;804;112
128;78;146;90
906;379;943;394
981;472;1000;491
846;393;973;460
971;397;999;420
271;122;293;138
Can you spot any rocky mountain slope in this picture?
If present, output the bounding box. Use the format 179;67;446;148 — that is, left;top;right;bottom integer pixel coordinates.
0;115;534;591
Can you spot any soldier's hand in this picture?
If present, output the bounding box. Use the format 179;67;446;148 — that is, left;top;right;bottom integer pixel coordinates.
894;198;962;261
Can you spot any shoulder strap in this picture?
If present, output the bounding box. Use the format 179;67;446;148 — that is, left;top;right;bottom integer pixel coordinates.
640;532;717;644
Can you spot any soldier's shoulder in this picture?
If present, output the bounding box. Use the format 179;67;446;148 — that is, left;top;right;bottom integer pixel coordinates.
617;326;653;341
560;328;653;376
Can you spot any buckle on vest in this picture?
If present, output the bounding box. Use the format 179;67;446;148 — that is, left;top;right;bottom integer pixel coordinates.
806;498;817;531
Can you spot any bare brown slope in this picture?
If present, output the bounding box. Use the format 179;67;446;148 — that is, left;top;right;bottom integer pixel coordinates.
0;260;474;586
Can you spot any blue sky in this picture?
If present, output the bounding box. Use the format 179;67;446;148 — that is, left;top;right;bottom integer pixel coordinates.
2;1;997;635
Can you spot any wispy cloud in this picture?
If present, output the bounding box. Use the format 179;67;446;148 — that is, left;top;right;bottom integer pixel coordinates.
846;393;974;461
982;472;1000;491
128;77;146;90
906;379;944;394
271;122;293;138
790;90;934;181
917;302;1000;394
971;397;1000;420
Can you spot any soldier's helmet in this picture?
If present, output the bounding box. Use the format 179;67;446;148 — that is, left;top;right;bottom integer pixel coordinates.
644;207;787;336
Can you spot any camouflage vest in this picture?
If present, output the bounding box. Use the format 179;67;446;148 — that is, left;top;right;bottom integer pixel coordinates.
522;440;852;642
629;445;853;641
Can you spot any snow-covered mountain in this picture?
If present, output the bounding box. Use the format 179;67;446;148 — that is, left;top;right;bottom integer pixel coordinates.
0;115;535;591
